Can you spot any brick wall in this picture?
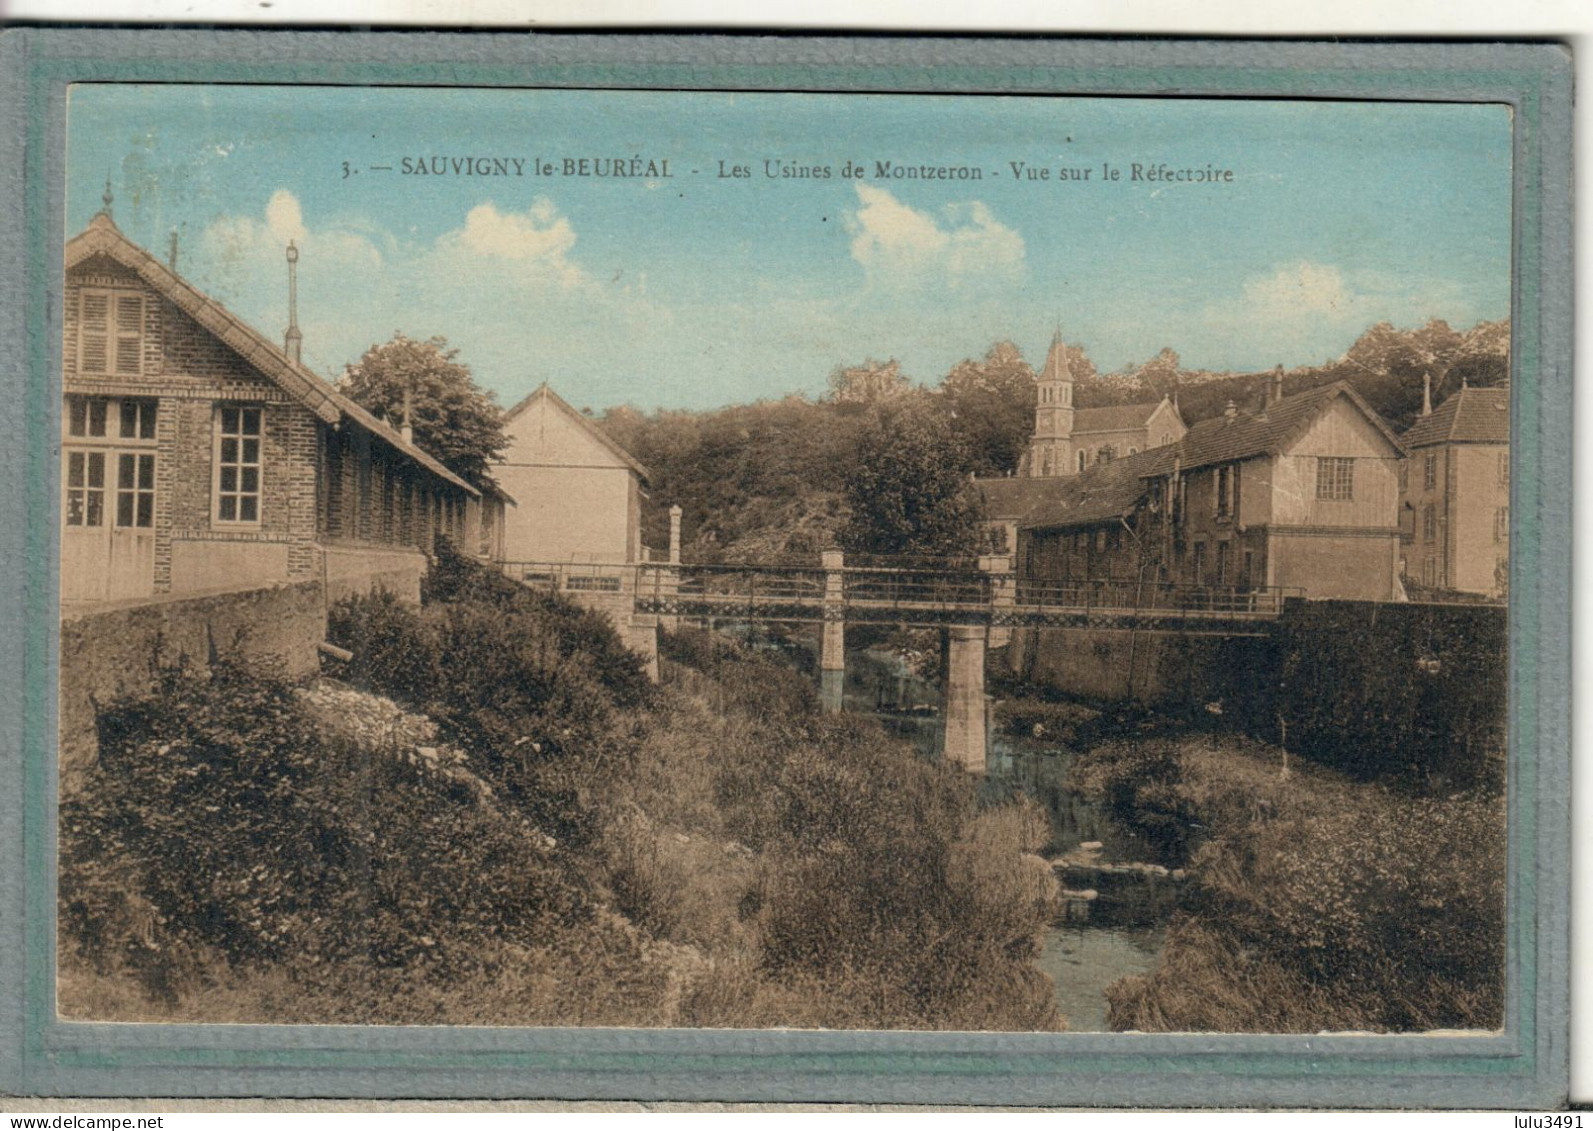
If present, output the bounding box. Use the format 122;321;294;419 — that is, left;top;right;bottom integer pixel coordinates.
64;254;477;600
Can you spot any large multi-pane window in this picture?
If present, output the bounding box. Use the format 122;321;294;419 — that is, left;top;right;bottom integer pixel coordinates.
1423;452;1438;491
116;452;155;528
118;398;157;441
214;405;263;523
67;395;108;438
78;289;145;376
64;395;157;530
65;451;105;527
1498;450;1510;488
1494;506;1510;544
1316;457;1355;501
1423;504;1438;542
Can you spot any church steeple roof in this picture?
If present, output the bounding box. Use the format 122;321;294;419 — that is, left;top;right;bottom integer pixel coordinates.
1040;331;1073;384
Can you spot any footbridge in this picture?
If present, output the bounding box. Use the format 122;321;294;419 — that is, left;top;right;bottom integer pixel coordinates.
501;550;1297;772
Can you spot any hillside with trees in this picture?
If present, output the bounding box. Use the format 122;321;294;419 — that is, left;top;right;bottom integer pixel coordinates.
594;318;1508;563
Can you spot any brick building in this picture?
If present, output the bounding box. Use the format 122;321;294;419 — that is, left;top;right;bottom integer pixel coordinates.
1019;378;1408;602
1398;378;1511;596
62;210;504;607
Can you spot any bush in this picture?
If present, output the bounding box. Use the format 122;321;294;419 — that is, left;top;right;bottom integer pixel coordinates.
1073;737;1506;1033
59;663;595;1007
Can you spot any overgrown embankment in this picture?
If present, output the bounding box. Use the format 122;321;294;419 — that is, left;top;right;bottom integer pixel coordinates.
1070;736;1505;1033
59;546;1060;1030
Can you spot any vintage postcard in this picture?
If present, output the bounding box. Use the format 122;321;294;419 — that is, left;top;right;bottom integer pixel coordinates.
2;32;1570;1106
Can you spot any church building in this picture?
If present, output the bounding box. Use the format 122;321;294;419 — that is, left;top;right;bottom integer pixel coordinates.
976;330;1185;553
1024;331;1187;478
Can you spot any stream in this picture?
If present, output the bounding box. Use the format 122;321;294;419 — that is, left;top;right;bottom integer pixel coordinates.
841;644;1182;1033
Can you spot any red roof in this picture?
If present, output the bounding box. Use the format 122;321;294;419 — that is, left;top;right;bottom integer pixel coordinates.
1400;384;1510;448
1021;381;1404;533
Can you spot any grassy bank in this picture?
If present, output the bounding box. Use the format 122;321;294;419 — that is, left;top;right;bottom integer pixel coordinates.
1070;735;1505;1033
59;545;1060;1031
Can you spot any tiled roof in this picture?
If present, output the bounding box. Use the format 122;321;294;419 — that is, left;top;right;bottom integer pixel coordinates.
1020;381;1405;533
502;383;651;484
1400;384;1510;448
1141;381;1403;476
972;476;1062;523
1021;447;1169;532
66;214;479;497
1072;401;1165;436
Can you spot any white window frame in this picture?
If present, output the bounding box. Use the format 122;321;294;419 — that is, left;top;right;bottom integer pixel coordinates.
1316;456;1355;502
213;404;265;526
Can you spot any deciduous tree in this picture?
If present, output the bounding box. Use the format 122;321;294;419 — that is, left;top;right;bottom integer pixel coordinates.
341;334;508;486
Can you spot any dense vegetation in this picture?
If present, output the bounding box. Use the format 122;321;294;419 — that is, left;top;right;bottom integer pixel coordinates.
1070;736;1505;1033
594;318;1508;563
59;546;1060;1030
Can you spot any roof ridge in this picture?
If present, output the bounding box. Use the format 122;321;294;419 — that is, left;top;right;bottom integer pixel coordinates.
66;221;479;496
501;383;651;484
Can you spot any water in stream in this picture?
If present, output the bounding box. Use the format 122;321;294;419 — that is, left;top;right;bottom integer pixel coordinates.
842;645;1177;1033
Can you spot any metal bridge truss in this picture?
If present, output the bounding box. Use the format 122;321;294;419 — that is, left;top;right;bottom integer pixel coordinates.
503;559;1293;637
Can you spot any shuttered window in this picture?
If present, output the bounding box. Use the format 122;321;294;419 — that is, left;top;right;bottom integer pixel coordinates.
78;289;145;376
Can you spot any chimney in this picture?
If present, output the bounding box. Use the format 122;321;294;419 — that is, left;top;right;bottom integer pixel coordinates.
1421;371;1433;416
668;505;683;564
167;230;179;272
1273;364;1285;405
283;241;302;363
401;387;414;445
1223;399;1237;421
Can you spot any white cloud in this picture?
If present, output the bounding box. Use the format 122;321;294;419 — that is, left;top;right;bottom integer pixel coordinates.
451;200;577;266
845;184;1024;291
199;190;382;284
264;189;306;244
1240;261;1355;318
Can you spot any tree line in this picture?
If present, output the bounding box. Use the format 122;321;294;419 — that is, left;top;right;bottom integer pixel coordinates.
338;317;1510;564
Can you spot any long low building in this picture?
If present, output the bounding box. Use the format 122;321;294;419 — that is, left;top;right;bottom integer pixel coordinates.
62;210;506;607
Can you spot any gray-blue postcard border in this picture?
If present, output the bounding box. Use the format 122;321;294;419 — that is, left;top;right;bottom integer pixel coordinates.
0;31;1571;1109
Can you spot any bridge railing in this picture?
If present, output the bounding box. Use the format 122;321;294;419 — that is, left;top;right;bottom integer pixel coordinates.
841;567;991;608
653;563;827;603
1014;578;1301;616
504;558;1299;619
502;559;638;594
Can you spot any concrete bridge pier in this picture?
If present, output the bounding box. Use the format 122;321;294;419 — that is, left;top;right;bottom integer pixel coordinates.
942;624;988;772
820;549;846;713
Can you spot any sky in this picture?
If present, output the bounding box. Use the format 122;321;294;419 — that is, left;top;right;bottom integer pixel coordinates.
66;85;1512;413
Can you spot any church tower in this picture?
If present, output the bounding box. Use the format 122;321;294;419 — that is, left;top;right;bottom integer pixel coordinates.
1027;330;1076;478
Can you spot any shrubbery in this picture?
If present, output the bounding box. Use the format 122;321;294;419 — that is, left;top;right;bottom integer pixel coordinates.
1073;737;1506;1033
62;549;1063;1031
59;661;600;1016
